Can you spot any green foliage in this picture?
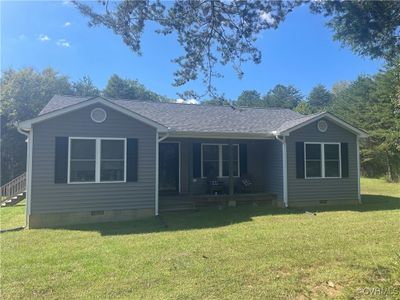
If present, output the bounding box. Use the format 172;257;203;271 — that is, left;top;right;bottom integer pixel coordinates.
1;68;72;184
103;74;169;102
307;84;333;110
235;90;262;107
72;75;100;97
0;68;170;185
310;1;400;62
73;0;299;97
74;1;398;97
202;98;231;106
329;66;400;181
294;100;314;115
331;80;350;97
262;84;303;109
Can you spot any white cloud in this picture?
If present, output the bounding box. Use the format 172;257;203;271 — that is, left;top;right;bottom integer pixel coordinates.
260;11;276;26
38;34;50;42
186;99;200;104
176;98;199;105
63;22;71;27
56;38;70;48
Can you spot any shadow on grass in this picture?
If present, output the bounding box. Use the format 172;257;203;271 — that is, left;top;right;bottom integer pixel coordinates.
57;194;400;236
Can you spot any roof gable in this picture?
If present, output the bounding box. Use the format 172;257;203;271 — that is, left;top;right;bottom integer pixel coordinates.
19;96;169;132
19;95;368;138
273;112;368;138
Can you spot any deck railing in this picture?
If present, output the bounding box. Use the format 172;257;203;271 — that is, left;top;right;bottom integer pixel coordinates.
1;172;26;202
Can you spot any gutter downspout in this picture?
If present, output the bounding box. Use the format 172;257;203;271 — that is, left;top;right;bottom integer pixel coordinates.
16;124;32;228
273;132;288;208
155;129;171;216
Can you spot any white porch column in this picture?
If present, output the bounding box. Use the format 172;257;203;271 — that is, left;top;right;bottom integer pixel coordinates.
282;137;288;207
155;131;159;216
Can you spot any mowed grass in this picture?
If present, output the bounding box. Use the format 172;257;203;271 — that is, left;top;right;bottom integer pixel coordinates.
0;200;26;230
1;179;399;299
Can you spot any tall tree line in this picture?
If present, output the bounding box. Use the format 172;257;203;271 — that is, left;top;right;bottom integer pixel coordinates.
227;64;399;181
0;68;169;184
1;65;398;184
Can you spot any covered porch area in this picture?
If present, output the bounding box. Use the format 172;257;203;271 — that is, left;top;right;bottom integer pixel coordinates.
158;137;283;212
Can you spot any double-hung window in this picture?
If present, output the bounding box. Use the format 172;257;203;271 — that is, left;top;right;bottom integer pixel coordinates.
304;143;341;178
69;139;96;182
69;138;126;183
201;144;239;178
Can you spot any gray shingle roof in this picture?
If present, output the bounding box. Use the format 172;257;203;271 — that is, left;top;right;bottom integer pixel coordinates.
274;112;326;133
39;95;306;134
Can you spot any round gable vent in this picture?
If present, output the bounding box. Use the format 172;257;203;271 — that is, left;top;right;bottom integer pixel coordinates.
317;120;328;133
91;108;107;123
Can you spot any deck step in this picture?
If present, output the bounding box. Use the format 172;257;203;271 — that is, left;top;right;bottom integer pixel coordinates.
0;191;26;208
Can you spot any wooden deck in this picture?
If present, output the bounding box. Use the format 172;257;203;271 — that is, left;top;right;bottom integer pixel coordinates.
159;193;277;212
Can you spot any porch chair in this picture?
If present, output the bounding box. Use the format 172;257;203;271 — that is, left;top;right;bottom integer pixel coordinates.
237;174;253;193
207;172;225;195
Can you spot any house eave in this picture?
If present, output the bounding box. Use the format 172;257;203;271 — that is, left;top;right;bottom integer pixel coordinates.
276;112;369;138
166;131;276;140
18;97;169;133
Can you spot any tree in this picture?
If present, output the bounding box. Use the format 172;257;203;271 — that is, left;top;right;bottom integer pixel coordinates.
294;101;314;115
329;71;400;182
73;0;399;97
73;0;299;97
235;90;262;107
103;74;169;102
307;84;333;110
1;68;72;184
262;84;303;109
309;1;400;62
331;80;350;97
72;75;100;97
202;98;231;106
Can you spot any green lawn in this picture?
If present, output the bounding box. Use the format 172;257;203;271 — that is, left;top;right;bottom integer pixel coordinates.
1;178;399;299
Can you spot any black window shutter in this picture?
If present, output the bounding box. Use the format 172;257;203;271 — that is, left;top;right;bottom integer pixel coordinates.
193;143;201;178
239;144;247;176
341;143;349;178
55;137;68;183
296;142;305;179
127;138;138;182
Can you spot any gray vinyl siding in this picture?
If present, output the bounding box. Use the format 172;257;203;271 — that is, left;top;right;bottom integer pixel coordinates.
31;103;156;214
286;118;358;204
266;140;283;200
165;138;279;195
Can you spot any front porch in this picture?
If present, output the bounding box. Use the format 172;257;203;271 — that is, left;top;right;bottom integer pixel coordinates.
158;138;283;212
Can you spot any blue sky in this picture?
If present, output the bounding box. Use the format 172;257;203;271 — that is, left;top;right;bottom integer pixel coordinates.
1;1;383;100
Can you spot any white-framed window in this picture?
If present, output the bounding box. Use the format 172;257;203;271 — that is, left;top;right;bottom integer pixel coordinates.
68;137;126;183
201;144;240;178
304;142;341;179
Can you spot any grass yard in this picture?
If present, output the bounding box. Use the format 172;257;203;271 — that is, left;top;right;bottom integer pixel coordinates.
1;178;399;299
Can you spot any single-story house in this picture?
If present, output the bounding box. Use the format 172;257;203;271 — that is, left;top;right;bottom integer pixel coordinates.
18;95;368;228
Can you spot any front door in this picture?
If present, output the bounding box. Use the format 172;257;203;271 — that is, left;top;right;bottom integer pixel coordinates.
159;143;180;195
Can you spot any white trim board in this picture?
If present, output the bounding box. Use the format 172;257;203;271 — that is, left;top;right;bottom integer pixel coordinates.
68;137;127;184
18;97;168;132
200;143;240;179
168;132;275;140
277;112;368;138
304;142;342;179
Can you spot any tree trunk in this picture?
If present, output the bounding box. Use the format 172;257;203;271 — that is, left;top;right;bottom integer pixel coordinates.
386;151;392;182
